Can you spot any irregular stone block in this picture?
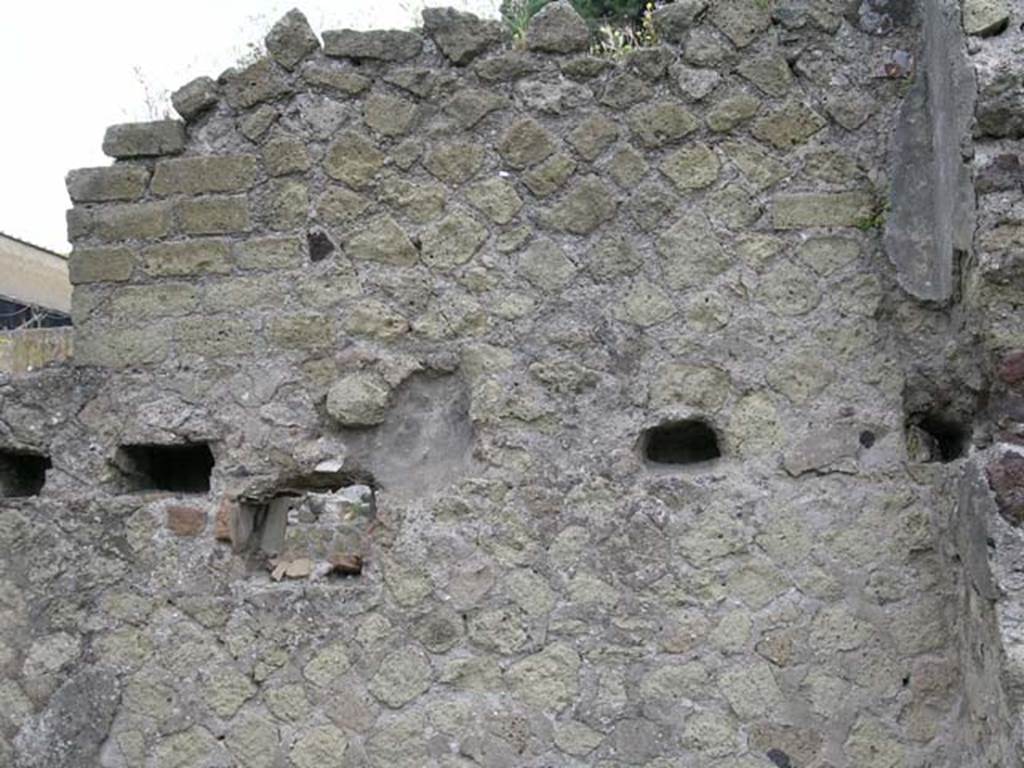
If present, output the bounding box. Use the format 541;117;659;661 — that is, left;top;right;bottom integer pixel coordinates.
567;114;619;161
378;176;445;224
91;201;173;242
345;215;418;266
660;143;720;191
628;101;699;148
324;131;385;187
601;71;654;110
290;725;348;768
177;196;250;235
173;317;262;357
963;0;1010;36
422;7;503;65
263;179;309;230
421;211;488;270
111;282;199;319
69;247;135;284
672;63;721;100
102;120;185;158
141;240;232;277
505;642;581;711
467;178;523;224
317;186;371;226
75;326;171;367
300;62;372;95
653;0;708;42
267;314;332;351
498;118;557;169
171;76;219;120
657;210;729;289
66;165;150;203
710;0;771;47
738;52;793;97
221;58;291;110
262;139;311;176
783;427;861;476
526;1;590;54
323;29;423;61
474;52;539;82
544;176;616;234
707;93;761;132
519;238;576;290
524;153;576;196
444;88;509;128
326;372;392;427
752;101;827;149
234;236;303;270
265;8;320;70
771;191;876;229
721;139;786;191
151;155;259;196
424;141;486;184
238;104;279;141
976;65;1024;138
363;92;418;137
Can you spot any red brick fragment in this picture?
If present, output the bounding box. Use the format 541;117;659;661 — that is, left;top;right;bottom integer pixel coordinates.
328;552;363;576
214;497;237;543
999;351;1024;387
987;452;1024;525
166;505;206;536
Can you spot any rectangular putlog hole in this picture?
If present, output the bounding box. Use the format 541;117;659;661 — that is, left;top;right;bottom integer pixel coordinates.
0;450;51;498
114;443;215;494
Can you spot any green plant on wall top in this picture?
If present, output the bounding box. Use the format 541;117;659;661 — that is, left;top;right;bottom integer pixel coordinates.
501;0;550;41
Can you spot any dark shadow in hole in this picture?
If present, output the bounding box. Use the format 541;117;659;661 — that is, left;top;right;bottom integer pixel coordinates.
914;412;969;463
0;451;51;498
641;420;721;465
114;443;215;493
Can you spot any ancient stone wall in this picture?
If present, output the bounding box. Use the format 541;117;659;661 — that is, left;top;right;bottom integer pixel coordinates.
3;1;1024;766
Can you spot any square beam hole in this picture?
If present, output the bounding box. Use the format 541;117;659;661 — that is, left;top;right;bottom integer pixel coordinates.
641;420;721;465
0;450;50;498
115;443;215;493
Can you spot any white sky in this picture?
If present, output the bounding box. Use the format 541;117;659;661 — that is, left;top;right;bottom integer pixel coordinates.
0;1;500;254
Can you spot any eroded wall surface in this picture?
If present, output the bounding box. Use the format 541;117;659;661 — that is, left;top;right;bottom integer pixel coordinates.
3;1;1024;766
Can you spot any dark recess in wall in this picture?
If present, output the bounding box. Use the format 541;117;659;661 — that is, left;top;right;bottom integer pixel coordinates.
114;443;215;493
641;420;721;465
0;450;51;497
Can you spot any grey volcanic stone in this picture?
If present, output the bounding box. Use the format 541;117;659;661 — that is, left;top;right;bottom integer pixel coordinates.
653;0;708;42
526;1;590;54
14;667;120;768
963;0;1010;36
265;8;320;70
323;29;424;61
422;7;503;65
102;120;185;158
220;57;291;109
171;76;219;120
326;372;392;426
977;66;1024;138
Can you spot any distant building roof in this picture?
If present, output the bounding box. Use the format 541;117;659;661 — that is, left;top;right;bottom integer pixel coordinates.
0;232;72;316
0;231;67;260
